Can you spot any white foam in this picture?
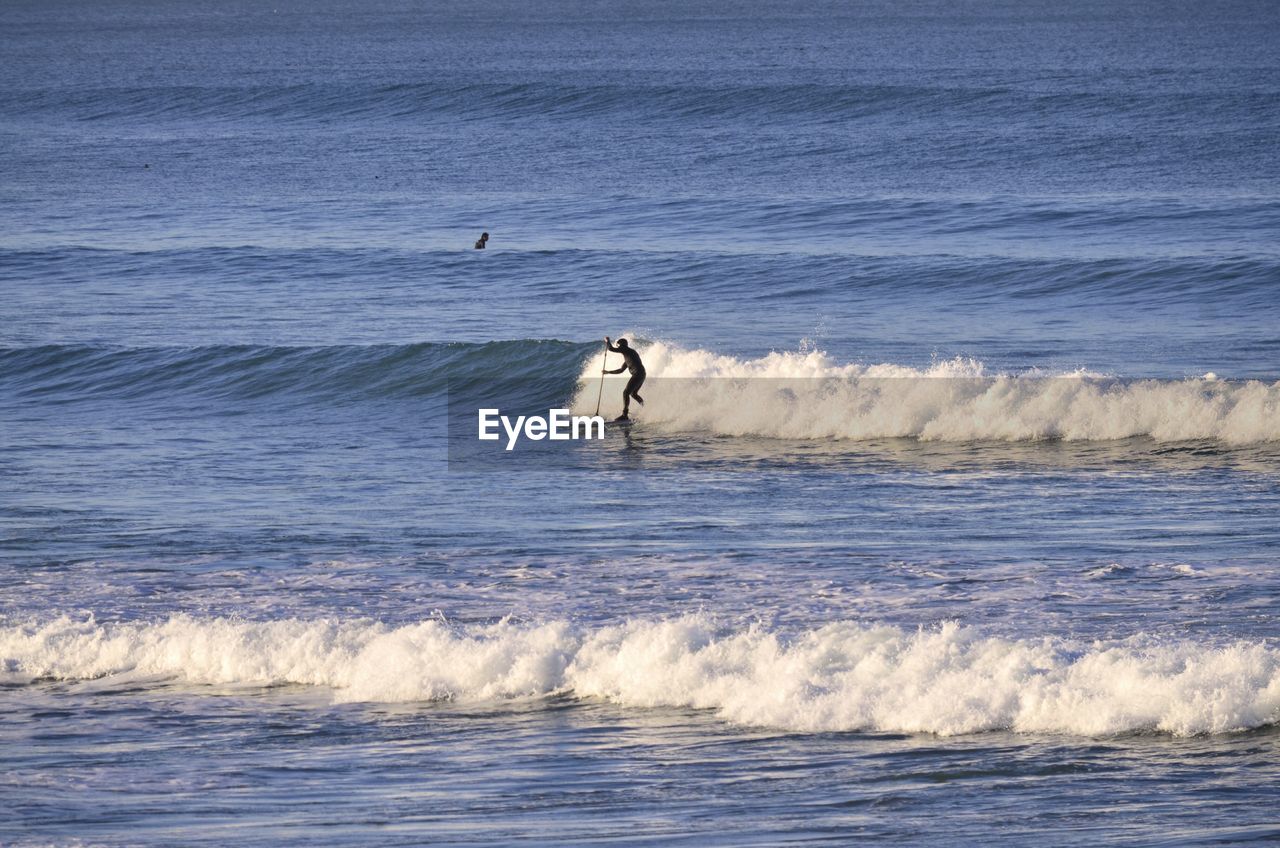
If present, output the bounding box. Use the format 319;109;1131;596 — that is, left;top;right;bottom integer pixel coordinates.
5;614;1278;737
573;342;1280;444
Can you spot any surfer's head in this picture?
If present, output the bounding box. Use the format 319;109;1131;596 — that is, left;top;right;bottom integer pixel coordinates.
479;232;489;241
616;338;629;348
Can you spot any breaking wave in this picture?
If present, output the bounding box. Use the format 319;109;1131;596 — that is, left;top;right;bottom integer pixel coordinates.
4;614;1278;737
4;339;1278;444
572;342;1280;444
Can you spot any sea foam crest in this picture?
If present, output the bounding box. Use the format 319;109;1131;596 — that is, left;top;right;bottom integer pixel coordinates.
4;614;1278;737
572;342;1280;443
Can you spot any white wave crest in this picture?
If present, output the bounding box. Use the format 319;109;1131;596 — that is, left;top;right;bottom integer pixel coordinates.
572;342;1280;443
5;614;1279;737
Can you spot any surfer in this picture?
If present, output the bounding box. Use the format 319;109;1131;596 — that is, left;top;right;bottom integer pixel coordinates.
474;232;489;249
604;336;645;420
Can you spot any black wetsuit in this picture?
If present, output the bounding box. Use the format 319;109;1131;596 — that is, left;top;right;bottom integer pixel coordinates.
607;343;646;416
619;347;645;396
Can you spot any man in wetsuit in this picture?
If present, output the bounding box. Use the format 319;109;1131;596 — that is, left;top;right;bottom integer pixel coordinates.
604;336;645;420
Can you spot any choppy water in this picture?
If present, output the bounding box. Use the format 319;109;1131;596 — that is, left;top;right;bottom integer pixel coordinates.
3;0;1280;844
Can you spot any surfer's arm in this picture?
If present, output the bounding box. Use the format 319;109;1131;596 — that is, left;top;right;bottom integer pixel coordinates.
605;366;627;374
604;337;622;353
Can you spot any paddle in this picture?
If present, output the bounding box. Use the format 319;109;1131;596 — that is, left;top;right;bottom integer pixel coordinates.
593;340;608;417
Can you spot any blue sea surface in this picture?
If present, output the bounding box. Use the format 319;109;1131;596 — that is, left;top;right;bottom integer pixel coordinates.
2;0;1280;844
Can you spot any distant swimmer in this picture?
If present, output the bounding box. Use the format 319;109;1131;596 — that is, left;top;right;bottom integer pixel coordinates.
604;336;645;421
474;232;489;249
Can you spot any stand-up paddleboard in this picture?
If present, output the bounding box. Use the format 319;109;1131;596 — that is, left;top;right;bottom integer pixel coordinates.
606;417;634;429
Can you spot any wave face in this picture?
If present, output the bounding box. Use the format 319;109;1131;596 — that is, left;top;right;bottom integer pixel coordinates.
4;614;1278;737
0;340;590;404
572;342;1280;444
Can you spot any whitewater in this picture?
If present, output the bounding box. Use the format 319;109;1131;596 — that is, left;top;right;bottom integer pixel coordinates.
6;614;1278;737
574;342;1280;444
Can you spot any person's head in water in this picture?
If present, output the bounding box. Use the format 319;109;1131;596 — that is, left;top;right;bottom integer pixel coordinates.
475;232;489;249
616;338;629;348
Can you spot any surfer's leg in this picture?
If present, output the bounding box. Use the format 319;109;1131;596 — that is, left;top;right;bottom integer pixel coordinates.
627;373;645;405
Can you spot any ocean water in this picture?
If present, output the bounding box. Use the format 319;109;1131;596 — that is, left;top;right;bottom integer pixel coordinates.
3;0;1280;844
